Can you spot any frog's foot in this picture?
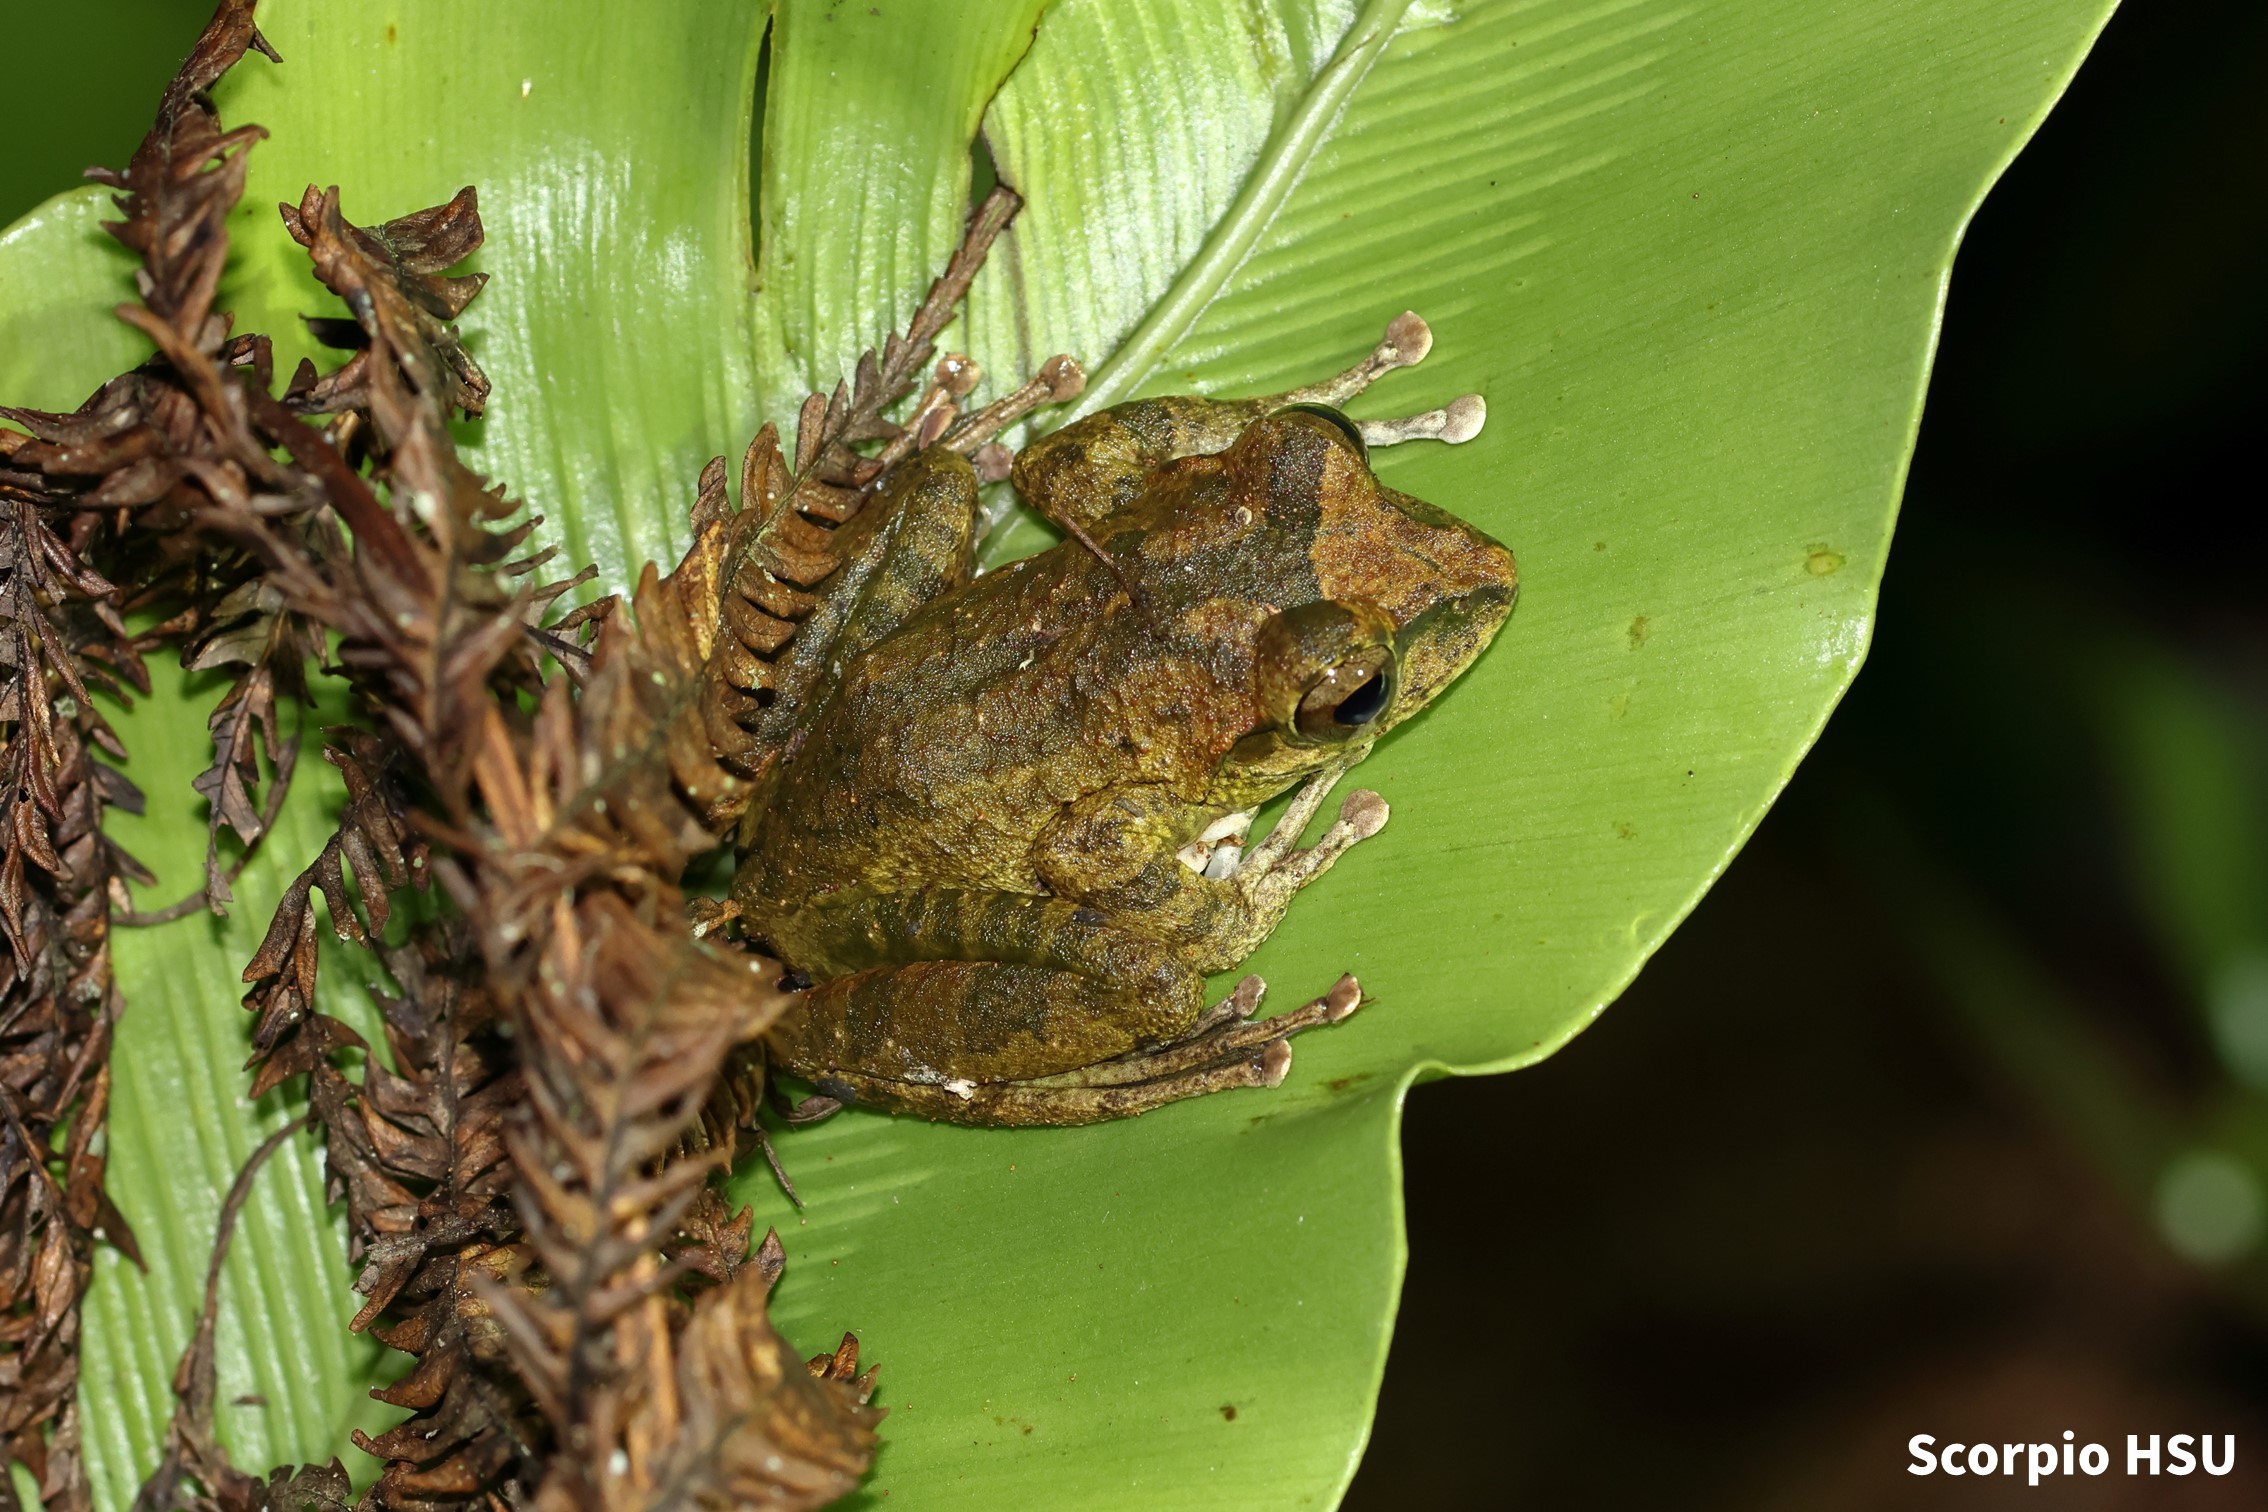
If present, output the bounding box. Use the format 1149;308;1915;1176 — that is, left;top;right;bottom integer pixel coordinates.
1230;767;1391;926
867;352;1086;478
946;354;1088;481
1280;311;1436;407
1273;312;1487;450
1356;395;1487;449
786;973;1367;1127
1024;971;1364;1090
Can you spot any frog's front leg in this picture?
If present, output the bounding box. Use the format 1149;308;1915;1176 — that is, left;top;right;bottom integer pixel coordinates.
1217;765;1392;960
1009;312;1483;527
1033;761;1390;973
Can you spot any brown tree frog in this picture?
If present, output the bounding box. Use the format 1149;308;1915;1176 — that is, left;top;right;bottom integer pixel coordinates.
733;315;1517;1125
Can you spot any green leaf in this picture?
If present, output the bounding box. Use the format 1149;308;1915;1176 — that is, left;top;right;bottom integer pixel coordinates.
0;0;2115;1507
216;1;772;582
750;1;1050;417
0;196;148;406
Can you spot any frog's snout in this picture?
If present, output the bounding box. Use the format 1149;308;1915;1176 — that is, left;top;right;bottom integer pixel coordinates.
1366;492;1519;727
1369;482;1516;600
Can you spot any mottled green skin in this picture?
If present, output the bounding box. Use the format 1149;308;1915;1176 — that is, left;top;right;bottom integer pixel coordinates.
736;397;1516;1112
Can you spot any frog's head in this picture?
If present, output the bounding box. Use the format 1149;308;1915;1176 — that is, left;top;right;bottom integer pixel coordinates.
1227;407;1517;756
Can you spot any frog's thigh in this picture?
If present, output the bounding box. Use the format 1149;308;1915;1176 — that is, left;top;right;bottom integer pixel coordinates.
768;890;1207;1084
823;446;984;667
776;957;1206;1085
1011;397;1272;526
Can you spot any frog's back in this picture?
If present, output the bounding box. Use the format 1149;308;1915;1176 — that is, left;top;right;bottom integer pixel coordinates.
739;543;1240;911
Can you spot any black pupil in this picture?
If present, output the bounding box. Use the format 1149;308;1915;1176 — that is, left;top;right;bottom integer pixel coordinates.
1333;673;1388;726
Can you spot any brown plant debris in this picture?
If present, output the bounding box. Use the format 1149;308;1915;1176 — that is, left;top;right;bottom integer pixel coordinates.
0;484;150;1512
235;180;885;1503
0;0;320;929
0;2;289;1501
0;1;903;1506
1;0;1088;1502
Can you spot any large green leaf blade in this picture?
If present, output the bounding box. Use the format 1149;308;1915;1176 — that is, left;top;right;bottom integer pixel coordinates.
0;1;2118;1508
746;1;2121;1507
962;0;1365;401
84;680;393;1508
0;194;149;402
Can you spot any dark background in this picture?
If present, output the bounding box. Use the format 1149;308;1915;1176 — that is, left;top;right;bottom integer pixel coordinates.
1345;1;2268;1506
7;3;2265;1508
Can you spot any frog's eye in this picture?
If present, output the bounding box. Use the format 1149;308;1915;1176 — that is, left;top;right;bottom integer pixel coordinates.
1272;402;1371;465
1257;598;1400;745
1295;646;1397;741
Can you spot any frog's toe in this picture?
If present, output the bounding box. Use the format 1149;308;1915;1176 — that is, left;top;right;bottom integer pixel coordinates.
1357;393;1487;450
1383;310;1434;365
1222;972;1268;1019
1042;972;1359;1093
1340;789;1390;840
1281;311;1437;408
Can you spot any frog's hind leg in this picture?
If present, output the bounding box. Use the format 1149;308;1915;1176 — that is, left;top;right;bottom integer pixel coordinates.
1008;312;1478;528
806;446;985;669
782;972;1367;1128
761;886;1373;1127
1271;311;1487;450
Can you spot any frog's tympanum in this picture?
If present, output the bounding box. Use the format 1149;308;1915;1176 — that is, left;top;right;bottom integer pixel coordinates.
734;315;1517;1125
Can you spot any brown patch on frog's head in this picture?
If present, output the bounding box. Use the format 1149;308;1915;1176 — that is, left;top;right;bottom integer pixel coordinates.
1223;408;1517;738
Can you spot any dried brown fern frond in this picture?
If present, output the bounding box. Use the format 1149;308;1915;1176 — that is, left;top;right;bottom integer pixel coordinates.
0;5;545;1501
405;415;875;1508
612;1232;877;1512
1;0;333;924
338;928;537;1512
279;184;491;423
0;7;305;1501
96;0;278;338
215;122;881;1509
0;490;149;1512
